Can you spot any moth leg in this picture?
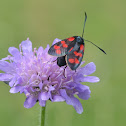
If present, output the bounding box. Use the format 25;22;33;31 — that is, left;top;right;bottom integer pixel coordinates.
52;59;57;62
63;65;67;78
47;58;57;63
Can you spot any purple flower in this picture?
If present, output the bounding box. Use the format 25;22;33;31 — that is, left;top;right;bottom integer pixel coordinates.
0;38;99;114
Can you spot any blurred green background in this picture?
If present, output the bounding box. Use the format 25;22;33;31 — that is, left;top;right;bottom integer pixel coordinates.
0;0;125;126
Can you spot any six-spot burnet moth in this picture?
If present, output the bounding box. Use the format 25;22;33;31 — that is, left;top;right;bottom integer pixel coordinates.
48;12;106;70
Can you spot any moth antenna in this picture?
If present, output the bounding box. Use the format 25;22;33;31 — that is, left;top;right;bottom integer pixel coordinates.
84;39;107;54
82;12;87;38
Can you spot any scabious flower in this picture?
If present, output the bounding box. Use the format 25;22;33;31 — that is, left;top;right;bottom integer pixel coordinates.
0;38;99;114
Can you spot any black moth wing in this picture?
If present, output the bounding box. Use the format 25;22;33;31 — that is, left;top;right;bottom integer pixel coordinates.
48;37;76;57
66;42;85;70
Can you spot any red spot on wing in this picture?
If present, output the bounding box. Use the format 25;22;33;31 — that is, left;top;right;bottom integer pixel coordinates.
69;47;74;52
74;51;82;57
68;37;75;41
75;58;79;64
63;44;68;48
80;44;84;50
68;58;75;63
54;45;60;49
79;53;82;57
68;58;80;64
61;41;65;44
61;41;68;48
56;50;61;54
74;51;78;56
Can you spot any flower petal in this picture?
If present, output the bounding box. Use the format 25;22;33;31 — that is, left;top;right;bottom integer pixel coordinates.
8;47;20;57
53;95;65;102
49;85;55;91
81;76;100;83
24;96;37;108
9;76;16;87
9;86;22;93
0;73;13;81
0;60;14;73
73;83;90;92
78;89;91;100
60;89;83;114
21;38;32;53
60;89;72;105
38;95;46;107
39;99;46;107
73;73;84;83
80;62;96;75
52;38;61;45
40;92;50;100
37;46;43;56
1;57;10;61
70;96;83;114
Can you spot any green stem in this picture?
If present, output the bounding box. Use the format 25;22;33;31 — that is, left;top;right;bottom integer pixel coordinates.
41;106;46;126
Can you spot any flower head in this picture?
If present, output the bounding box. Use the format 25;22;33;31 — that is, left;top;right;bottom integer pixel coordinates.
0;38;99;114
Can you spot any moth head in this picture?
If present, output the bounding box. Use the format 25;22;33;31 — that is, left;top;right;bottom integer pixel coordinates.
76;36;84;44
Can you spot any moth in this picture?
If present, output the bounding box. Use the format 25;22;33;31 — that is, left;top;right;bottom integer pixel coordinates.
48;13;106;70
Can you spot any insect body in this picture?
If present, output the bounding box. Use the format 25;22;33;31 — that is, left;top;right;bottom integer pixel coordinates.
48;13;106;70
57;56;66;67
